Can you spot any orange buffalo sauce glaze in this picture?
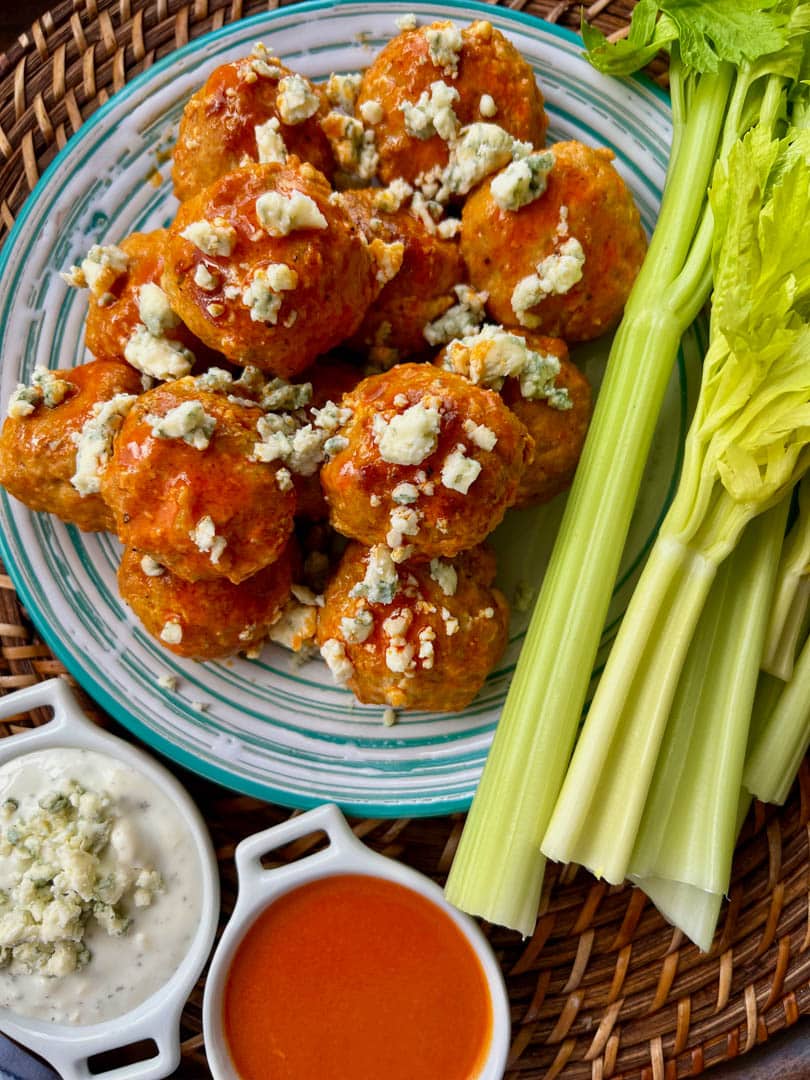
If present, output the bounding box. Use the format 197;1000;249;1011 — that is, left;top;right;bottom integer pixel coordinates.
222;873;493;1080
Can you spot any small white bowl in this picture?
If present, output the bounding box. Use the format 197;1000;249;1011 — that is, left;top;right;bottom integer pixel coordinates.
0;678;220;1080
203;802;511;1080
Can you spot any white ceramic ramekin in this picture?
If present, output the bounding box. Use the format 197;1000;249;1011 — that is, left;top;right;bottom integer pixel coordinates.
203;802;511;1080
0;678;220;1080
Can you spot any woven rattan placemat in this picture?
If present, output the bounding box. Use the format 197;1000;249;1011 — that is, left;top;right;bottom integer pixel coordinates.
1;2;809;1077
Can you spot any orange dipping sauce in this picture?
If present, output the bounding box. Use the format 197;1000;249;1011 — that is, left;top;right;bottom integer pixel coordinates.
222;873;493;1080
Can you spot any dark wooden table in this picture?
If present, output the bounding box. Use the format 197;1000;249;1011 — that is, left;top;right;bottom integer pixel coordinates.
1;3;809;1078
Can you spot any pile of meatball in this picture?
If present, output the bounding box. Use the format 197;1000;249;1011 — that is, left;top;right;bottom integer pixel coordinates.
0;16;646;717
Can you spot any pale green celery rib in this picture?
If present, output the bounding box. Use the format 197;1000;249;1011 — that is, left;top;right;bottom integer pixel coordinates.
745;626;810;804
444;67;735;935
633;877;723;954
762;476;810;679
541;536;718;884
628;500;789;897
748;670;786;749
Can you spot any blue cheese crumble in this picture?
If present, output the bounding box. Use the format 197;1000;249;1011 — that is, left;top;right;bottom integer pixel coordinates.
324;73;362;114
137;284;180;337
373;402;441;466
147;401;216;450
0;781;162;977
423;284;488;346
426;24;463;77
320;639;354;684
439;123;530;200
276;74;320;124
255;191;328;235
429;558;457;596
255;117;287;164
490;151;554;212
350;545;400;604
511;237;586;327
7;368;74;419
140;555;165;578
401;81;459;142
242;263;298;324
180;218;237;257
61;243;129;302
71;394;137;496
189;515;227;565
441;444;481;494
340;609;374;644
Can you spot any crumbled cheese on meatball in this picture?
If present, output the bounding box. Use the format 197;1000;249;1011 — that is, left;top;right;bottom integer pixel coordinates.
429;558;457;596
147;400;216;450
401;81;459;142
442;324;570;408
312;399;352;431
441;444;481;494
392;482;419;505
140;555;165;577
423;284;488;346
137;283;180;338
71;393;137;496
252;416;328;476
463;418;498;451
491;150;554;212
479;93;497;117
396;12;417;30
340;609;374;644
62;243;129;300
6;368;74;418
194;264;219;292
276;74;320;124
248;42;284;80
373;178;414;214
511;237;586;327
324;72;362;114
373;402;441;466
350;544;400;605
180;218;237;257
383;608;415;673
241;263;298;324
439;123;531;200
418;625;436;668
426;24;463;76
321;638;354;683
386;505;421;551
359;99;384;125
255;190;328;235
255;117;288;164
160;619;183;644
276;467;293;492
441;606;460;636
322;112;379;182
437;218;461;239
410;191;443;235
189;514;227;565
125;326;195;380
269;600;319;653
0;781;163;976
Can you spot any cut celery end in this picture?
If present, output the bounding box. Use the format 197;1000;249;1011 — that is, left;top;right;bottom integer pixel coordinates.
628;502;788;894
633;876;723;953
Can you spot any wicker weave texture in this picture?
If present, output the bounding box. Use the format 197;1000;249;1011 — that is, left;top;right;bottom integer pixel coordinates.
0;2;807;1078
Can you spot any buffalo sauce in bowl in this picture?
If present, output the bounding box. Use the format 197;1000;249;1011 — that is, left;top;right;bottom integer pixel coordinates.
222;872;493;1080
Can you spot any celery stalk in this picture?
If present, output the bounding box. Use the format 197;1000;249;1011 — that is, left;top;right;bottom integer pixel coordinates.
541;122;810;887
446;7;808;935
745;628;810;802
762;475;810;678
628;500;787;902
636;878;723;953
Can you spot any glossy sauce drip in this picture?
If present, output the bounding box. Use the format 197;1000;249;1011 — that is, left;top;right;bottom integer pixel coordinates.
223;872;493;1080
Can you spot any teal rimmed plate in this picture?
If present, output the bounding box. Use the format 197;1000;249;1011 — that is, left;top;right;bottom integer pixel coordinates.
0;0;702;816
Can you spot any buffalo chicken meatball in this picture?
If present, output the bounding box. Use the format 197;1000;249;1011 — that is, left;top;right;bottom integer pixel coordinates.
162;161;402;376
438;328;591;506
101;377;295;583
461;140;647;342
339;187;466;363
320;363;533;559
118;542;294;659
73;230;208;379
172;48;334;202
317;542;508;711
0;359;143;531
357;19;547;187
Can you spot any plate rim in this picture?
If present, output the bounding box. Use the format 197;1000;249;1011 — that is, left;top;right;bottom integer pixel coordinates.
0;0;673;817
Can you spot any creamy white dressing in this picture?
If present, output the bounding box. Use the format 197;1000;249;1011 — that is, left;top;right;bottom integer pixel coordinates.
0;747;201;1026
